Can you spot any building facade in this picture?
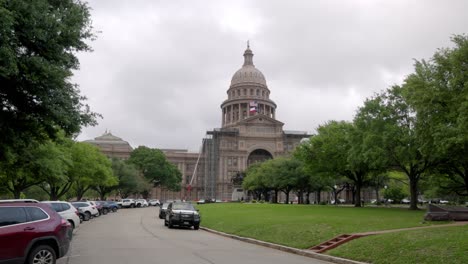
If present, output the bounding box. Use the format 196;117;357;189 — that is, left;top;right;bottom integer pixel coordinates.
200;45;309;201
84;46;310;201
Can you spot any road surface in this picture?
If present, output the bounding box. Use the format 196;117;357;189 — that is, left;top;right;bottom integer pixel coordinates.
59;207;332;264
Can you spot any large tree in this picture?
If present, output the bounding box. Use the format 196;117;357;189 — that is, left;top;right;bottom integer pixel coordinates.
299;121;376;207
0;0;98;160
69;142;114;200
355;85;438;210
129;146;182;191
404;35;468;197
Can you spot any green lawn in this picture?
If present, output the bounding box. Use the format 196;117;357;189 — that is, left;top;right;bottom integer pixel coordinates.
196;203;442;249
197;203;467;263
328;225;468;264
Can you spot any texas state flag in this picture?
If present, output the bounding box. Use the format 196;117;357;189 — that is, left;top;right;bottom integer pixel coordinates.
249;101;258;113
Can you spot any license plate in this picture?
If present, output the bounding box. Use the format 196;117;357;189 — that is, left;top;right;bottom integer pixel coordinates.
184;221;189;225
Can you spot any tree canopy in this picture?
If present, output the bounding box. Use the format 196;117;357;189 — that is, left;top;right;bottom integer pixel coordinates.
0;0;98;160
129;146;182;192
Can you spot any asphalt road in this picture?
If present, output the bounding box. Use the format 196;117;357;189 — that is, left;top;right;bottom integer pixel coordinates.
58;206;332;264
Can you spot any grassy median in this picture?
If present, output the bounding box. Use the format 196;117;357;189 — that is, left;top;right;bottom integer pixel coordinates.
196;203;465;263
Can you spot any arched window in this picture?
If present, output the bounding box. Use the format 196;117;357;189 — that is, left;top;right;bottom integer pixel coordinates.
256;89;260;96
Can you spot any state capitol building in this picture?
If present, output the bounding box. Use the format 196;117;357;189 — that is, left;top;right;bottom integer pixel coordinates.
85;45;310;201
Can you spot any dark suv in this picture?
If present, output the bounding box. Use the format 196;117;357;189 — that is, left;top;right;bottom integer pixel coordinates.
164;202;201;230
0;202;72;264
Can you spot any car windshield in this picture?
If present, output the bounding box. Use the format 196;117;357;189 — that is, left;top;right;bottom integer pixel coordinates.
161;203;169;209
172;203;195;211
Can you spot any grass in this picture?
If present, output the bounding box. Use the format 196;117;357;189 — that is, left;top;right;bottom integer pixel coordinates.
196;203;444;249
328;225;468;264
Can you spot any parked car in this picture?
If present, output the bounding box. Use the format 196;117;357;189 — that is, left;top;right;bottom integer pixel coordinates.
164;202;201;230
71;202;99;219
120;199;136;208
103;201;119;212
159;203;170;219
148;199;160;206
86;201;105;215
135;199;148;208
75;207;90;221
402;198;411;204
197;199;206;204
0;199;39;203
440;200;449;204
95;201;111;215
0;202;72;264
42;201;81;230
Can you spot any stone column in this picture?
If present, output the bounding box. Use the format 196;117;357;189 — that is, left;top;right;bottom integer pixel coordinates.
238;103;241;122
222;107;225;126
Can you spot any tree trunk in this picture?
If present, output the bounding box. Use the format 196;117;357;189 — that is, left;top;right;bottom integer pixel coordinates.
273;190;278;203
284;190;290;204
305;191;310;204
375;188;380;205
354;185;362;207
409;176;419;210
316;191;321;204
13;188;22;199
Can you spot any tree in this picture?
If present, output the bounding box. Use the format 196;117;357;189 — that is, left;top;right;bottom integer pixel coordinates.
299;121;375;207
0;138;71;198
129;146;182;191
38;134;75;200
0;0;99;160
69;142;114;200
404;35;468;197
355;86;437;210
111;158;140;198
243;163;269;201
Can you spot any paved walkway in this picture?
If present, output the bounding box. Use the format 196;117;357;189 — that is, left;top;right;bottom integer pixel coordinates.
355;221;468;236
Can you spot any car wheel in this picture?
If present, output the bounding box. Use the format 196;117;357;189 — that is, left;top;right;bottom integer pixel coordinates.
28;244;56;264
103;208;108;215
112;207;117;212
168;220;173;228
131;204;135;208
68;220;75;230
194;225;200;230
164;220;168;226
79;214;84;222
85;211;91;221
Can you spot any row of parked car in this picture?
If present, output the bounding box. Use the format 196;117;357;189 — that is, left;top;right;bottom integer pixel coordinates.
117;198;160;208
0;198;120;264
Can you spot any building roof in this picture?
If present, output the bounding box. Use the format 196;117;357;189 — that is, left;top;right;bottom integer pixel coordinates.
230;45;267;86
84;131;133;147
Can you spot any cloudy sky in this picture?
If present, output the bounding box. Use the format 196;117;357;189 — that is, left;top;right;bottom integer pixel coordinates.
74;0;468;151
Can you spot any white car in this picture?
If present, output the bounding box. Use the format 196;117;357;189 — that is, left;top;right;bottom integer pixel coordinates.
42;201;81;229
120;198;136;208
135;199;148;207
71;201;100;218
149;199;160;206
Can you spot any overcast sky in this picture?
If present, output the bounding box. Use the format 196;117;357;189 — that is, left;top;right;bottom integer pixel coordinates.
74;0;468;152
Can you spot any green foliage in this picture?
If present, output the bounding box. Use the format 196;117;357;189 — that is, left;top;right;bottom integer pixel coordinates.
0;0;99;160
383;186;406;203
0;138;68;198
111;158;141;198
404;35;468;197
298;121;374;207
69;142;114;200
129;146;182;191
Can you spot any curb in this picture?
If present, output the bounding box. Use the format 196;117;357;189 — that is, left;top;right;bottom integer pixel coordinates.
200;227;368;264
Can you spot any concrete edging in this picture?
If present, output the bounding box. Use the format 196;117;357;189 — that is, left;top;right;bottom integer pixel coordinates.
200;227;368;264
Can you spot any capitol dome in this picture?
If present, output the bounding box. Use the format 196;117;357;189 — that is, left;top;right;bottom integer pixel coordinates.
230;45;267;86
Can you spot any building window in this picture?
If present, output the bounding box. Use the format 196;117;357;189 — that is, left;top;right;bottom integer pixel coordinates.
250;89;253;95
256;89;259;96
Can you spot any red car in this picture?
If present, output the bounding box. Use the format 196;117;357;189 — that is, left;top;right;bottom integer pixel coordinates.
0;202;72;264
